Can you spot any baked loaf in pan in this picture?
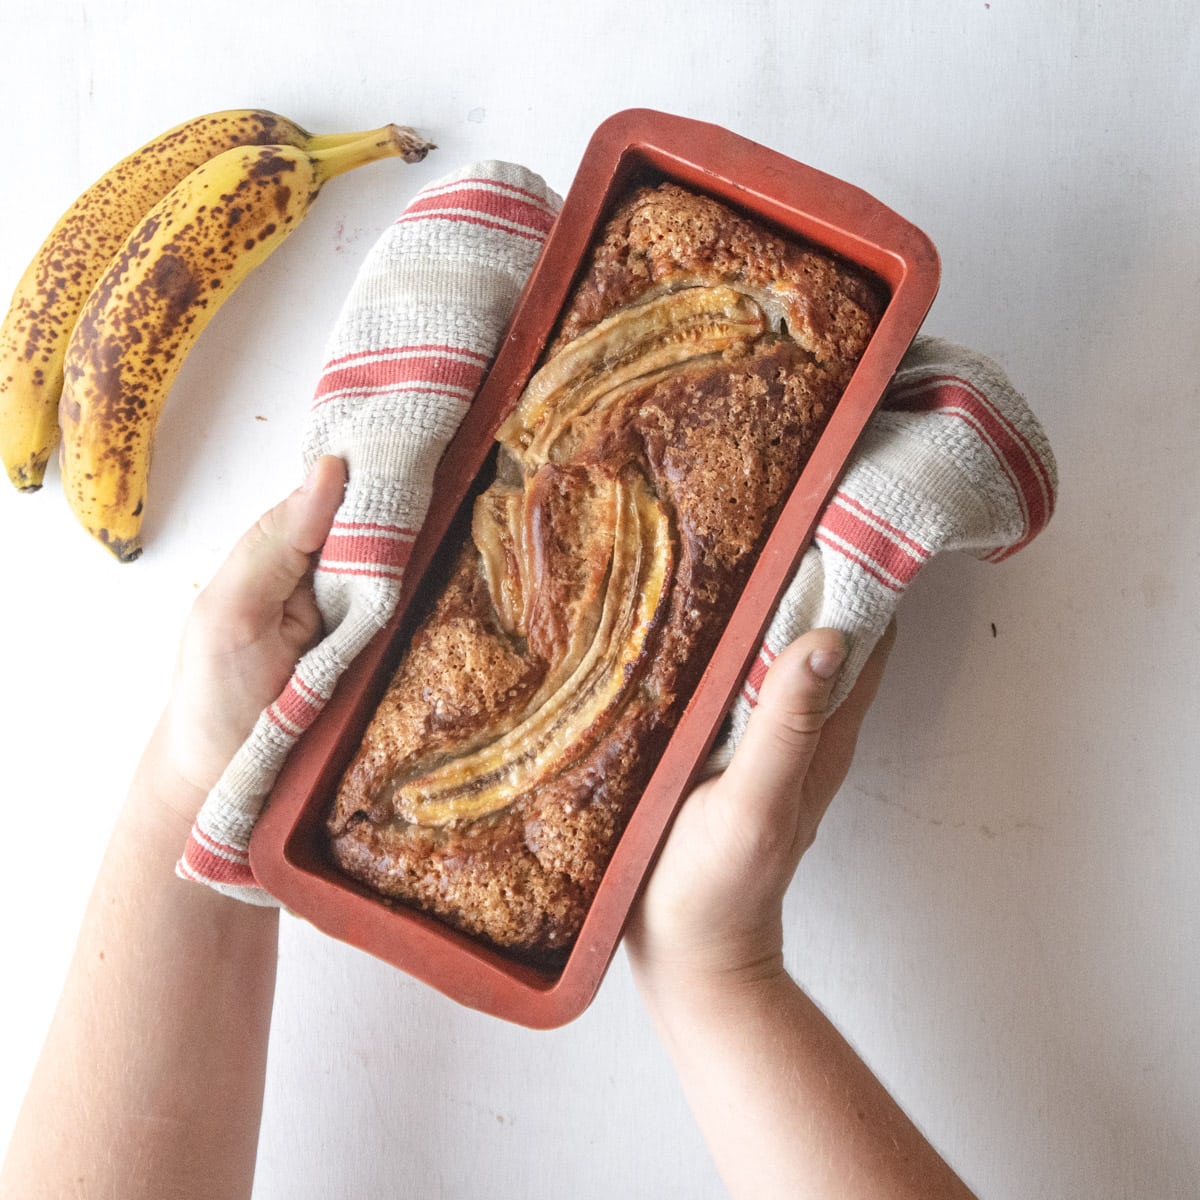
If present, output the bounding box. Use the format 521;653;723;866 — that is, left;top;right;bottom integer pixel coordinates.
326;182;884;962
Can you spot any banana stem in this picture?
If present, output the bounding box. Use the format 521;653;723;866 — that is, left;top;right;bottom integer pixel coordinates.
310;124;435;179
303;127;382;152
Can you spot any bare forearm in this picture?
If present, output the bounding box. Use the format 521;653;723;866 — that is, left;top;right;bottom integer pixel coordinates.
633;962;977;1200
1;722;278;1200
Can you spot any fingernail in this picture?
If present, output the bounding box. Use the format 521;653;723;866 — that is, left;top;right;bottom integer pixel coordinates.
808;645;846;680
300;461;318;493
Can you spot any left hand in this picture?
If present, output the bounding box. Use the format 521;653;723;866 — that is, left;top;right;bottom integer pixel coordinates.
163;455;346;810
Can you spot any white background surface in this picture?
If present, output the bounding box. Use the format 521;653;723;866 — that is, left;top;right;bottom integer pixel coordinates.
1;2;1197;1197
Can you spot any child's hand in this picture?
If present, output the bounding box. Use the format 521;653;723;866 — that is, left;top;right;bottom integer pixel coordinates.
626;623;896;988
163;456;346;810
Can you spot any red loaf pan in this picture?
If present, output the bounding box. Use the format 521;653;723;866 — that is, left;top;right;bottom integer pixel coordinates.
250;108;941;1028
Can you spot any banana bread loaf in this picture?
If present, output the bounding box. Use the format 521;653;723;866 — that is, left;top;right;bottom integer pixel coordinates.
326;182;884;963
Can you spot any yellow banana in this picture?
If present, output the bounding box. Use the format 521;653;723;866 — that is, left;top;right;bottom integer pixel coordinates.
0;107;381;492
58;124;432;562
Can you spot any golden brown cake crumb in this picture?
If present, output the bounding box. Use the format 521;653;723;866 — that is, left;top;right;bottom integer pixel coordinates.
327;183;884;963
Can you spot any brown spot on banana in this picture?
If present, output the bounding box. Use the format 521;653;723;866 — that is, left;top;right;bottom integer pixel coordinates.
248;152;299;180
149;254;203;330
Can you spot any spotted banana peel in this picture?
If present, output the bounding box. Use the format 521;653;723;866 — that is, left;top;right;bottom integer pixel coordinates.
58;123;433;562
0;108;372;492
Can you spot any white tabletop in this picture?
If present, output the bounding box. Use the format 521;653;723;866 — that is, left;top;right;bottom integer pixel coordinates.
2;2;1197;1197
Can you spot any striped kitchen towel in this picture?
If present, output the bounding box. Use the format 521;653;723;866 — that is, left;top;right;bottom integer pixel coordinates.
704;335;1057;773
178;161;1057;901
177;161;563;900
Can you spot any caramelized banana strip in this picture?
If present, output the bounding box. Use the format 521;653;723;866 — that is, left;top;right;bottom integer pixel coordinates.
473;469;617;664
381;474;619;788
392;472;673;827
497;286;765;466
472;484;531;635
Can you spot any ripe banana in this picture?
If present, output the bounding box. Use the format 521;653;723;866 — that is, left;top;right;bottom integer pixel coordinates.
58;124;433;562
0;108;368;493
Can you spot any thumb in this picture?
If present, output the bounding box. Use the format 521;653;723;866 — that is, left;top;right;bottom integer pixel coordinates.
718;628;846;834
207;455;347;615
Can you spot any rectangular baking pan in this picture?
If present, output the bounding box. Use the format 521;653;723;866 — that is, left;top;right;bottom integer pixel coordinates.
250;108;940;1028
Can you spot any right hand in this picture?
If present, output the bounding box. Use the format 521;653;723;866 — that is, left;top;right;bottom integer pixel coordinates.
625;623;896;989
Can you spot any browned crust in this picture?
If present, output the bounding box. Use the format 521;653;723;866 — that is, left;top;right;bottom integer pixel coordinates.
327;183;883;961
549;182;883;369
